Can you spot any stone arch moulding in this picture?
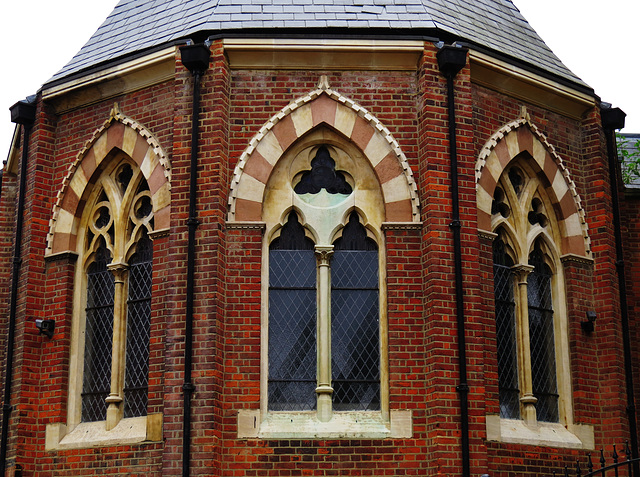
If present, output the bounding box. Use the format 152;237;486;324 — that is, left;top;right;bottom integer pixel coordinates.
46;104;171;257
475;115;591;260
227;76;420;223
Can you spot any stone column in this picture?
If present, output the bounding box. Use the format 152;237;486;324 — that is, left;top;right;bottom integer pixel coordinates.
513;264;537;426
315;245;334;422
106;262;128;430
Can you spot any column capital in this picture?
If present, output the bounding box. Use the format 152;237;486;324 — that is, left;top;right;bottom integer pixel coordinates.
512;264;534;283
108;261;129;280
315;245;334;266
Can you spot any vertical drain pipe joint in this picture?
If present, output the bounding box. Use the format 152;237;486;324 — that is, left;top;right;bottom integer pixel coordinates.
179;42;210;477
0;98;36;475
437;43;471;477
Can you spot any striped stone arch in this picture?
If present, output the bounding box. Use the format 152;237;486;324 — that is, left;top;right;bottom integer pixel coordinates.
46;104;171;257
228;78;420;223
476;116;591;259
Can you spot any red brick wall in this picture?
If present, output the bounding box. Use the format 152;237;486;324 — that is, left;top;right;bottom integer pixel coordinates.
0;41;633;477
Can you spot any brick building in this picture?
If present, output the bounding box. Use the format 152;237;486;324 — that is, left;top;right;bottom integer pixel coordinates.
1;0;638;475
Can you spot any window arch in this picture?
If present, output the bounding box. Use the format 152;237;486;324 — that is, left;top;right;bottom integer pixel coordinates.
490;159;570;427
244;125;400;438
70;156;155;431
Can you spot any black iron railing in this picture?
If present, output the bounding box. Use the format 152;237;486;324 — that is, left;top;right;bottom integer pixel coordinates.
552;442;640;477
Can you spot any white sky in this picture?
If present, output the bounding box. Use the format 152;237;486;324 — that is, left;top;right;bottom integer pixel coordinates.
1;0;639;161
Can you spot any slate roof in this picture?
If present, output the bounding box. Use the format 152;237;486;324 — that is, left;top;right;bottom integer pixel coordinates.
46;0;586;89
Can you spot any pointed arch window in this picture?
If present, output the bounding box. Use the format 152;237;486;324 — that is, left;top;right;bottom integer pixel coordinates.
264;142;384;425
490;163;567;427
73;159;155;430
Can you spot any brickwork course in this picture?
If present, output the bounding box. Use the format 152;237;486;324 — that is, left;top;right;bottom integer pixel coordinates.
1;0;639;476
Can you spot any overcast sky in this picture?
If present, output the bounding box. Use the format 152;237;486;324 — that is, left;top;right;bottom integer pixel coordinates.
1;0;639;161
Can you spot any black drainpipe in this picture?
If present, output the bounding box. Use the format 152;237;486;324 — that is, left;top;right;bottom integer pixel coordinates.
0;99;36;473
179;43;210;477
437;44;471;477
601;106;640;476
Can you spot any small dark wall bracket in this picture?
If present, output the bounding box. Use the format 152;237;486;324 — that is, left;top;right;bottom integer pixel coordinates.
581;311;596;333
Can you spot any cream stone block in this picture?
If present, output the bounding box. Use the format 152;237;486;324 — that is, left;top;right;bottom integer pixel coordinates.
389;410;412;438
551;169;569;202
45;423;67;451
532;137;547;170
334;104;357;138
56;208;78;236
364;132;392;168
152;181;171;211
505;131;520;159
477;186;494;216
256;131;284;166
93;134;109;166
146;413;163;442
294;191;352;245
560;213;583;237
237;409;261;439
52;416;149;450
69;167;89;201
353;189;384;228
122;127;138;157
263;189;295;228
568;423;595;450
486;416;591;449
382;175;410;204
485;151;503;184
141;148;158;179
290;104;313;139
256;411;394;439
236;173;266;203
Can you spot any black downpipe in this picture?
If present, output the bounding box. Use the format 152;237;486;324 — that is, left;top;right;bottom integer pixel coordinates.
601;106;640;476
437;44;471;477
179;43;210;477
0;100;36;473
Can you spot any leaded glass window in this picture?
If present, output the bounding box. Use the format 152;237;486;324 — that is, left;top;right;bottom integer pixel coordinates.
528;242;559;423
268;213;317;411
82;241;115;422
492;237;519;419
124;232;153;418
489;161;569;429
332;212;380;411
76;159;155;428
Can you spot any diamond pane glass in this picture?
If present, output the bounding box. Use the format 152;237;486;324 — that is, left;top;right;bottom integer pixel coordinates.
331;248;380;411
82;244;114;422
493;240;519;419
528;245;559;423
268;249;317;411
124;235;152;418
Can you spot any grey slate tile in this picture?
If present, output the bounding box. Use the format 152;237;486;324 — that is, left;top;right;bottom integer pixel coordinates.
45;0;586;89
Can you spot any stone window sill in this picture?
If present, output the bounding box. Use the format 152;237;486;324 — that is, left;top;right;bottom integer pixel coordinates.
486;415;594;450
45;413;162;451
238;409;412;439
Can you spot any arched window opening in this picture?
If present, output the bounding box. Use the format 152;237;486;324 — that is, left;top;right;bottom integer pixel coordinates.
82;240;114;422
528;241;559;423
268;212;317;411
74;158;155;429
489;159;568;428
331;212;379;411
492;235;518;420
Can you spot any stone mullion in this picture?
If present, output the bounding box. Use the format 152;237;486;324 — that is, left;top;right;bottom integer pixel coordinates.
315;245;334;422
106;262;128;430
513;264;536;425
